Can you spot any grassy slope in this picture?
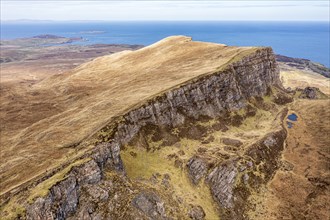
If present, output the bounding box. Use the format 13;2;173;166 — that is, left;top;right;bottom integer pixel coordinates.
247;68;330;219
280;64;330;95
248;99;330;220
0;36;257;195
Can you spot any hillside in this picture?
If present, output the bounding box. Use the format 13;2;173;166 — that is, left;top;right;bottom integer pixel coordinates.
1;36;329;220
279;61;330;95
0;36;258;196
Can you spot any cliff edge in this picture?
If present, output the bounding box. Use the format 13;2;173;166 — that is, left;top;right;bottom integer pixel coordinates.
1;36;285;220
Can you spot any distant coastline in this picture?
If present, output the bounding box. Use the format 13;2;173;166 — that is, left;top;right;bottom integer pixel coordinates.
1;21;329;67
1;34;328;78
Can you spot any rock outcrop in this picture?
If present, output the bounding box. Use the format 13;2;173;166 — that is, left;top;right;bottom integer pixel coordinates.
221;138;243;147
298;86;324;99
26;160;102;220
188;205;206;220
187;156;208;185
207;130;286;220
132;192;167;219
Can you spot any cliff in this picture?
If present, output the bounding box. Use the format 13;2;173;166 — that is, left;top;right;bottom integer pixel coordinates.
1;36;286;220
0;36;262;195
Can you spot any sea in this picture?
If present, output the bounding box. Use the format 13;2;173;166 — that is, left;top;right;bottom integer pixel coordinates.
1;21;329;67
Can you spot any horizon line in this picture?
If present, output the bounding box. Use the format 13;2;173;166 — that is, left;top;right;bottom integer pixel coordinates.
2;19;329;22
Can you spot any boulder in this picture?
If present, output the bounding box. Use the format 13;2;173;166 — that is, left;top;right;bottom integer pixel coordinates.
188;205;206;220
221;138;243;147
299;87;320;99
132;191;167;219
187;156;208;184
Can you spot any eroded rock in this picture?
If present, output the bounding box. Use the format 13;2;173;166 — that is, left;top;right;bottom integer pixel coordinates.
188;205;206;220
273;91;293;105
27;176;79;220
187;156;208;185
72;160;102;184
221;138;243;147
207;161;238;209
132;192;167;219
299;87;321;99
26;160;103;220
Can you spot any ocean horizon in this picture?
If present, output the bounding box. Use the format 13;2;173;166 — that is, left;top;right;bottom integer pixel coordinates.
1;21;329;67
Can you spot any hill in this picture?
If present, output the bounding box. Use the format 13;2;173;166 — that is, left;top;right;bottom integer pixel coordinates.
0;36;259;196
0;36;329;220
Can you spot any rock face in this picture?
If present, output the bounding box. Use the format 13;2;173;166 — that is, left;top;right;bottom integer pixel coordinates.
188;205;206;220
26;160;102;220
98;48;279;146
187;156;208;185
24;47;281;219
132;192;167;219
299;87;321;99
207;130;286;220
91;142;124;172
207;160;238;213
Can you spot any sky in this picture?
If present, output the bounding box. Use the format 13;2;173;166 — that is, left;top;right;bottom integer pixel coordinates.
1;0;329;21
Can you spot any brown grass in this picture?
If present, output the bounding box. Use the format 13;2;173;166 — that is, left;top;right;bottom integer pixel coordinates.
247;99;330;219
280;67;330;95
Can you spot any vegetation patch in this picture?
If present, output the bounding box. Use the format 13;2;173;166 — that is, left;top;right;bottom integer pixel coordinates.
121;141;220;219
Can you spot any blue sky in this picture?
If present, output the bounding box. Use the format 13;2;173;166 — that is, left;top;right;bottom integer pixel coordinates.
1;0;329;21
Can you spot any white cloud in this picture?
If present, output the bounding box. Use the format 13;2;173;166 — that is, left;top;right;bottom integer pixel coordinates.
1;1;329;21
